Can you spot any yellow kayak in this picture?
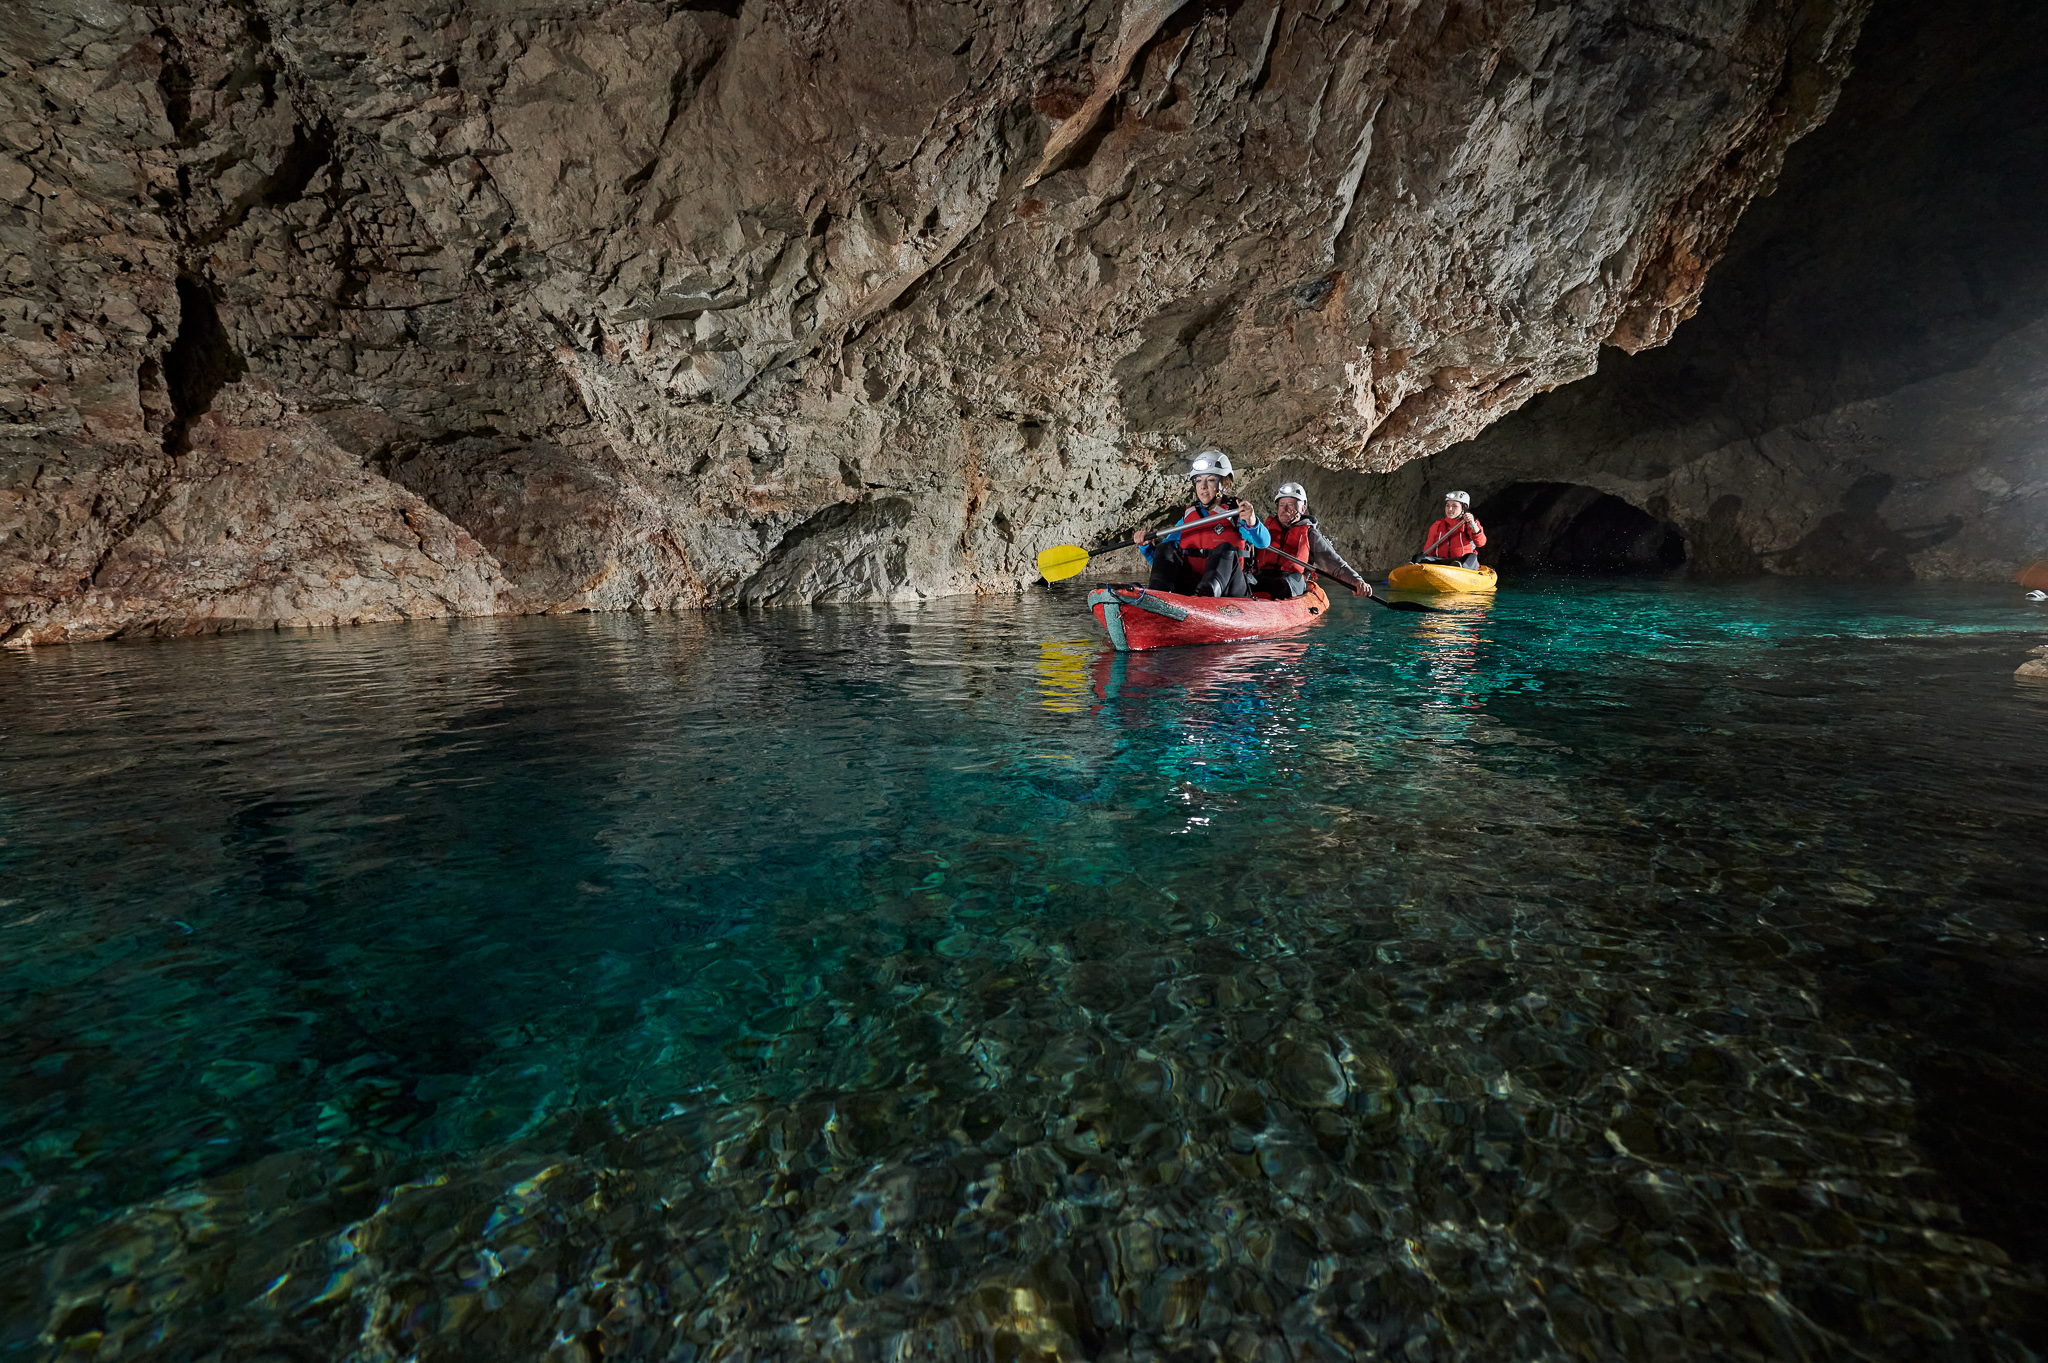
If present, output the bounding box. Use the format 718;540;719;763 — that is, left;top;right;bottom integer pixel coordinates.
1387;563;1499;594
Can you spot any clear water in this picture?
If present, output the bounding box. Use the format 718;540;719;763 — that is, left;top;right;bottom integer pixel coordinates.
3;580;2047;1361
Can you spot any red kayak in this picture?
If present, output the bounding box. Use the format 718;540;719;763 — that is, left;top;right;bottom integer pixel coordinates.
1085;582;1332;651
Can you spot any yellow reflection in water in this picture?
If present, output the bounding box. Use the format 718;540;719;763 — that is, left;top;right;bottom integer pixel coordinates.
1411;597;1494;698
1036;638;1096;712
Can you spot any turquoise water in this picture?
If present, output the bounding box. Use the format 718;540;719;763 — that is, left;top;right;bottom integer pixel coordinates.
2;580;2047;1360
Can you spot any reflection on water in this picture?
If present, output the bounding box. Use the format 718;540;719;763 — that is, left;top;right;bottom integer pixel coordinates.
1093;639;1311;703
1406;602;1494;724
2;581;2047;1360
1036;640;1095;713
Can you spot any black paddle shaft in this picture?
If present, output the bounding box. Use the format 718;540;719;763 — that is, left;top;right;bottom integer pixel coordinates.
1262;538;1450;614
1416;512;1480;561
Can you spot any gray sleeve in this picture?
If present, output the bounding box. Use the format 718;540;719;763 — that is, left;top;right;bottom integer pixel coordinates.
1306;524;1366;588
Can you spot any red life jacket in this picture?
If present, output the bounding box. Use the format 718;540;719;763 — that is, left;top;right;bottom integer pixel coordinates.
1174;503;1247;568
1422;515;1486;559
1256;517;1312;573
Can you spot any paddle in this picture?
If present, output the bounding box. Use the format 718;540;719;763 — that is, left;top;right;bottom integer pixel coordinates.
1259;540;1451;614
1414;513;1479;563
1036;508;1244;583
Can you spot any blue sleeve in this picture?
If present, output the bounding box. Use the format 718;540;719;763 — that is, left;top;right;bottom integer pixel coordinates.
1240;518;1271;549
1139;543;1155;564
1158;525;1182;545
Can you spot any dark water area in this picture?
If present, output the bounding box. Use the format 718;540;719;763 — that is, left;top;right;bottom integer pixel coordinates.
3;581;2047;1361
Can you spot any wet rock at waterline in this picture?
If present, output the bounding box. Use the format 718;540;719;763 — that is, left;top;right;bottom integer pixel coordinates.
1;0;1866;643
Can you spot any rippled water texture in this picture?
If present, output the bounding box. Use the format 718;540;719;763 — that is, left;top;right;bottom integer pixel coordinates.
5;581;2048;1361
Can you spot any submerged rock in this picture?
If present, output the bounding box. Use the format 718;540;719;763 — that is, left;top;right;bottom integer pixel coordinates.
0;0;1867;642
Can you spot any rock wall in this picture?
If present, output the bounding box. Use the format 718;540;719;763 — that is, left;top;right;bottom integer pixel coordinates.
1317;0;2048;582
2;0;1867;643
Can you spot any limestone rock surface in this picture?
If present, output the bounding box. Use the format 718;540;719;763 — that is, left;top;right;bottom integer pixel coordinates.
2;0;1867;642
1333;0;2048;583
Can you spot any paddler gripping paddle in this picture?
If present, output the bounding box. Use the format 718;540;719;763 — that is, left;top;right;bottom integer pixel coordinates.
1036;508;1243;583
1258;543;1451;614
1414;505;1482;562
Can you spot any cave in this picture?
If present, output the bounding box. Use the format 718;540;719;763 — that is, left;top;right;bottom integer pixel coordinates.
1333;0;2048;582
0;0;1893;643
6;0;2048;1356
1474;482;1687;576
2;0;2042;642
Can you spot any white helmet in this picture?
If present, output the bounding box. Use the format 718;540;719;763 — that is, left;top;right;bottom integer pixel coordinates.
1444;490;1471;505
1276;482;1308;508
1189;450;1234;479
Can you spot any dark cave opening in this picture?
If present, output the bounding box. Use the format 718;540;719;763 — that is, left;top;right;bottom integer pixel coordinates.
1475;482;1687;576
161;276;246;455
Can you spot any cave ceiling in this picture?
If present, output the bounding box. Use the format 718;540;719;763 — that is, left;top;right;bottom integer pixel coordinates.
0;0;1868;642
1346;0;2048;584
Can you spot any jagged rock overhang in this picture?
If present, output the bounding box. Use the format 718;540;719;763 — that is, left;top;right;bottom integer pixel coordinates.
2;0;1869;642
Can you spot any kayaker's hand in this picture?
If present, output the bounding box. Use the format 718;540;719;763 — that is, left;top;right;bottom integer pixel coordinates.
1132;528;1149;546
1236;502;1259;527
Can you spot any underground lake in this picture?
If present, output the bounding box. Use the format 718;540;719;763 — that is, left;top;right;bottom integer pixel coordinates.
3;581;2046;1359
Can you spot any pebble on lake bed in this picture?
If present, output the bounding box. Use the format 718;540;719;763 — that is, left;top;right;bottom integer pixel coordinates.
2017;644;2048;677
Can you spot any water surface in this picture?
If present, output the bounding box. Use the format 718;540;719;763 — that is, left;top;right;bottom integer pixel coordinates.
3;580;2047;1360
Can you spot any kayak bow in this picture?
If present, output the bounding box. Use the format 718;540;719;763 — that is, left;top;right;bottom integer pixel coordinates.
1386;563;1499;594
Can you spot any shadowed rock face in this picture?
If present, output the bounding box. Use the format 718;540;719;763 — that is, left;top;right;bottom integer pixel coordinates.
1473;481;1685;575
1;0;1867;643
1320;0;2048;583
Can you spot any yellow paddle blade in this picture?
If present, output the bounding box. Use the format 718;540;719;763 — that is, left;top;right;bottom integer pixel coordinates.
1036;544;1093;582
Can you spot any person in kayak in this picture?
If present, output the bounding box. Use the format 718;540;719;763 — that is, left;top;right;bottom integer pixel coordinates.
1417;490;1486;569
1251;482;1373;599
1133;449;1268;597
1252;483;1315;598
